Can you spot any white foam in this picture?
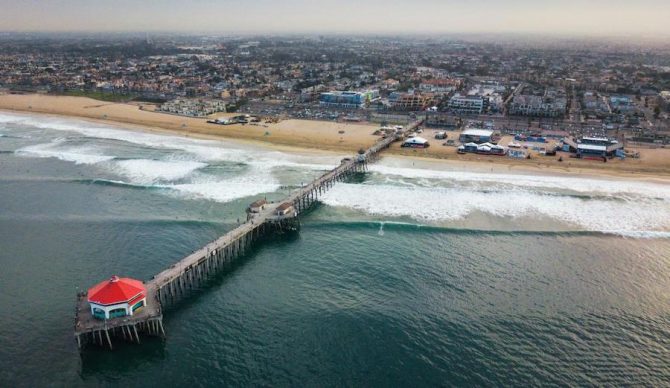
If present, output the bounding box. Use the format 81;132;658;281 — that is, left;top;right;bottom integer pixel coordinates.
606;230;670;239
1;112;341;171
369;164;670;198
320;183;670;235
4;112;341;204
168;173;279;203
113;159;206;184
15;141;115;165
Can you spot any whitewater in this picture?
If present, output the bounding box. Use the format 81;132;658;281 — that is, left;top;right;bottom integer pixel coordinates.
2;111;670;237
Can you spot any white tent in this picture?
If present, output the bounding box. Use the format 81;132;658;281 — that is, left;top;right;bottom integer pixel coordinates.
404;136;428;145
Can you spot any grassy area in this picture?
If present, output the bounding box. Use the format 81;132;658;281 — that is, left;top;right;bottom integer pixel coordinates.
58;90;136;102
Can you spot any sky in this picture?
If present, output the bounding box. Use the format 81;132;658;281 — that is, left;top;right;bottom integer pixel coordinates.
1;0;669;37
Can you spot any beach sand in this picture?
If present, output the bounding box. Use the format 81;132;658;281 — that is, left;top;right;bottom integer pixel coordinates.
1;93;669;180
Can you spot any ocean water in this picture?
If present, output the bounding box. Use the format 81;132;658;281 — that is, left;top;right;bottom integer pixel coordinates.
1;112;669;386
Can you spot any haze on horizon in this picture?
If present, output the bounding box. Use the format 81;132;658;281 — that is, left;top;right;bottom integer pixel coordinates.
1;0;669;38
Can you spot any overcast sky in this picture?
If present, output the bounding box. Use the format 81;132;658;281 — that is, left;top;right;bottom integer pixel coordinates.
1;0;668;37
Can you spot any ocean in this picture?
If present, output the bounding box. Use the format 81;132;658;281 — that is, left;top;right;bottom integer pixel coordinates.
1;112;669;386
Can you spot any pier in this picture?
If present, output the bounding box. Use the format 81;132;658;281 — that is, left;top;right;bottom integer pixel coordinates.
74;119;423;350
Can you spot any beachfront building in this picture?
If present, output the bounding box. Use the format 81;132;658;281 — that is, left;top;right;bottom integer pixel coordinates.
418;78;462;94
401;136;430;148
508;93;567;117
388;92;433;111
563;136;624;159
158;99;227;117
319;90;378;109
424;112;461;128
87;276;147;320
448;94;486;115
459;128;494;144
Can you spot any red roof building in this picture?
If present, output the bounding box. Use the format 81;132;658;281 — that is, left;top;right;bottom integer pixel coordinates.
87;275;147;320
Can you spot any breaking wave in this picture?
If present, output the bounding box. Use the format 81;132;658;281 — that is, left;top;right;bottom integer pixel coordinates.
4;112;334;204
1;112;339;168
6;111;670;238
319;183;670;237
15;140;115;165
369;164;670;198
112;159;207;184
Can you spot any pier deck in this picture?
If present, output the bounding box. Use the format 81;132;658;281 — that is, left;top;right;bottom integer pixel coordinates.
74;119;423;350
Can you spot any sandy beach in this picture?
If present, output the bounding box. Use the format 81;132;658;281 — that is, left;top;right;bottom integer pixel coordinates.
1;93;669;180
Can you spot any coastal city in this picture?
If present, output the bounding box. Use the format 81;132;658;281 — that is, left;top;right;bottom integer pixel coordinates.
1;33;669;166
2;3;670;384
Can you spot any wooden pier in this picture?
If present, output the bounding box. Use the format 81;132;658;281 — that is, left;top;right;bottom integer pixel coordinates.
74;119;423;350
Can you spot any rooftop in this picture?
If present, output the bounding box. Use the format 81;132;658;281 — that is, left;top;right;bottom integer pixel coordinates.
461;129;494;137
88;276;146;306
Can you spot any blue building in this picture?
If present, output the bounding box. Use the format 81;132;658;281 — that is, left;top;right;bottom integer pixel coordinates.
319;91;376;109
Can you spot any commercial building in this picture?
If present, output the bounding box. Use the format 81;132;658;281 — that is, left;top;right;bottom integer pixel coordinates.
319;90;378;109
448;94;486;114
508;94;566;117
563;136;623;158
418;78;462;93
87;276;147;320
459;128;494;144
388;92;433;111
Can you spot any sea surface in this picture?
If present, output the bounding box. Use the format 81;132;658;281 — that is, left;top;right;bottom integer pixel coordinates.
1;112;669;386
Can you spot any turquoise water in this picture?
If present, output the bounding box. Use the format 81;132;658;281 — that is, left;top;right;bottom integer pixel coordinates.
1;113;670;386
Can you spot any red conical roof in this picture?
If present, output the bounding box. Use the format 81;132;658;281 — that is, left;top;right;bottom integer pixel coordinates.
87;275;146;305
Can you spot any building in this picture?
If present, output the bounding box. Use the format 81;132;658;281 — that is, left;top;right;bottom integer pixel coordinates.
418;78;462;93
319;90;378;109
509;87;567;117
448;94;486;114
248;199;267;213
509;95;567;117
424;112;461;128
660;91;670;111
158;99;227;117
388;92;433;111
563;136;623;158
609;95;635;112
87;276;147;320
275;202;295;216
459;129;494;144
401;136;430;148
466;84;506;112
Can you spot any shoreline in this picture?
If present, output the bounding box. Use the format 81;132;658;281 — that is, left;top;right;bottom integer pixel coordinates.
1;93;669;182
